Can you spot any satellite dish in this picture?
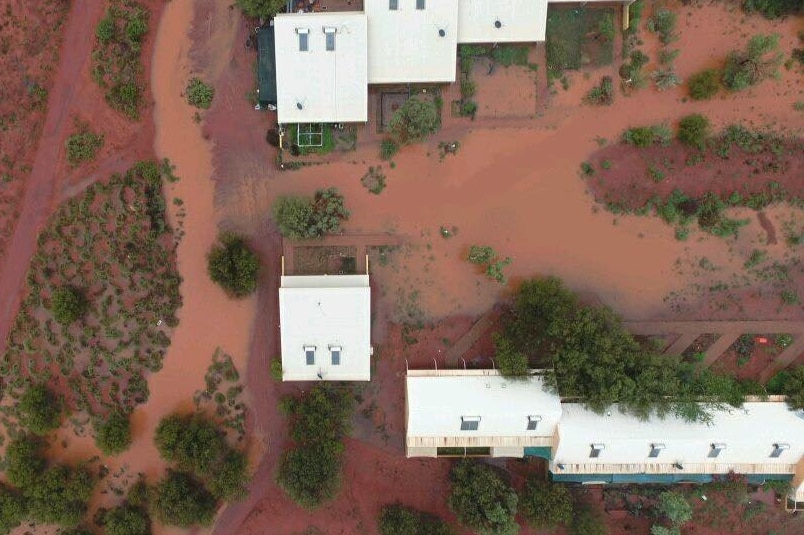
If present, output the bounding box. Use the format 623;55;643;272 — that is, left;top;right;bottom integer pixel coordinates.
494;20;502;29
438;28;445;37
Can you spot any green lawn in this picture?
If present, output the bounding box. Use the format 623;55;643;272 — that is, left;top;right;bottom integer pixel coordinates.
546;7;616;75
289;123;335;155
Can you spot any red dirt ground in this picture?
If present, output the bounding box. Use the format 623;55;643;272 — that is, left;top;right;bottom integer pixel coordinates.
0;0;165;356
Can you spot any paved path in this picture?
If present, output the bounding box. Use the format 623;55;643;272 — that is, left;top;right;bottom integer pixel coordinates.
624;321;804;335
444;308;500;366
662;333;700;357
701;332;741;368
761;336;804;382
0;0;104;353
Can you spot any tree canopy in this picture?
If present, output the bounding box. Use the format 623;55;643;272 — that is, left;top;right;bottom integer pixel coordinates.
519;479;573;529
50;286;88;325
207;233;260;298
448;460;519;535
95;410;132;455
235;0;286;18
272;188;350;240
25;465;94;527
17;384;62;435
103;504;152;535
378;503;454;535
149;471;217;528
388;96;441;144
0;484;27;534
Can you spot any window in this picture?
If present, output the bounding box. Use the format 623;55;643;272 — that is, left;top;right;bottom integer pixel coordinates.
649;443;665;458
330;346;341;365
389;0;398;9
296;28;309;52
589;443;605;458
460;416;480;431
304;346;316;365
526;415;541;431
416;0;425;9
324;27;336;51
770;443;789;458
708;443;726;458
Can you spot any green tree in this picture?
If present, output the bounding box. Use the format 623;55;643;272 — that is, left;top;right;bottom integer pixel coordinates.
378;503;454;535
149;471;217;527
722;33;783;91
104;504;151;535
235;0;287;18
0;484;27;534
388;96;441;144
95;409;132;455
448;460;519;535
570;502;608;535
309;188;350;237
154;413;227;476
206;449;249;501
493;334;528;377
186;78;215;109
687;68;720;100
655;491;692;526
25;465;95;527
677;114;710;150
272;195;315;239
207;233;260;298
519;479;573;529
277;442;343;508
18;384;62;435
778;366;804;410
742;0;803;19
5;435;46;488
50;286;88;325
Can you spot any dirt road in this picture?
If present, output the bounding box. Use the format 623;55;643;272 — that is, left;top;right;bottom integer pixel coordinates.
0;1;106;353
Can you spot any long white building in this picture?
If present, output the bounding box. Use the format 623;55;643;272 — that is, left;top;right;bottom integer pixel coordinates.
405;369;804;504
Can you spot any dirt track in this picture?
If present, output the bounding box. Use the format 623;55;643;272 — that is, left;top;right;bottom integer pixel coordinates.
0;1;104;353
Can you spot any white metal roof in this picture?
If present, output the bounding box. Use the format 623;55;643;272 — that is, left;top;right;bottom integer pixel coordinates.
457;0;548;43
274;12;368;123
406;370;562;441
366;0;459;84
554;402;804;470
279;275;371;381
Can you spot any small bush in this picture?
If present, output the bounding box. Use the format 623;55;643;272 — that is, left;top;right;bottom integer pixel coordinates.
467;245;495;265
652;69;681;91
270;359;283;381
149;471;217;528
570;502;608;535
380;138;399;160
448;460;518;535
584;76;614;105
520;479;573;529
65;130;104;166
722;33;782;91
5;434;46;488
388;96;441;144
677;114;710;150
379;504;454;535
235;0;287;18
688;69;720;100
103;504;151;535
623;124;671;147
207;233;260;298
186;78;215;109
271;189;349;240
50;286;88;325
742;0;803;19
647;8;678;45
95;410;132;456
18;384;62;435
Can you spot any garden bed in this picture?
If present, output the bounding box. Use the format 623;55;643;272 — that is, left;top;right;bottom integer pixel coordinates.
546;6;617;75
293;245;358;275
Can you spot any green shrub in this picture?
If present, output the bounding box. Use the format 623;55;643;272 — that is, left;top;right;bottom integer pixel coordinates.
149;471;217;527
50;286;88;325
186;78;215;109
656;491;693;526
18;384;62;435
206;449;249;501
107;82;141;119
448;460;518;535
623;125;671;147
378;503;454;535
0;484;27;534
270;358;283;381
677;114;710;150
103;504;151;535
207;233;260;298
520;479;573;529
722;33;783;91
647;8;678;45
95;410;132;455
742;0;803;19
486;257;512;284
659;49;680;65
388;96;441;144
65;128;104;166
775;366;804;410
652;69;681;91
467;245;495;265
235;0;286;18
271;188;349;240
5;435;46;488
380;138;399;160
687;69;720;100
584;76;614;105
96;16;116;45
570;502;608;535
493;334;528;377
460;100;478;119
155;413;228;476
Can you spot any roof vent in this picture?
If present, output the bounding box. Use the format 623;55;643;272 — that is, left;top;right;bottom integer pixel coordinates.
438;28;446;37
296;102;303;110
494;20;502;29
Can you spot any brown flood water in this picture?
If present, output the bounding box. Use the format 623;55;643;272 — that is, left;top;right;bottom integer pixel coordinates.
56;0;259;531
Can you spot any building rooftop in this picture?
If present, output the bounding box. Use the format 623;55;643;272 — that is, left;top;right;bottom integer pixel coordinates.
274;11;368;123
457;0;548;43
279;274;371;381
366;0;459;84
406;370;562;446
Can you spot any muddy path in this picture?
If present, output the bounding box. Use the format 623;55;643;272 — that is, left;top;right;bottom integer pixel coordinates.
0;1;105;353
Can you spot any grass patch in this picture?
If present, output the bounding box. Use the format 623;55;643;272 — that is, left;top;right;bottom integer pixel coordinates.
360;166;386;195
65;120;104;166
546;7;616;78
288;123;335;155
91;0;150;119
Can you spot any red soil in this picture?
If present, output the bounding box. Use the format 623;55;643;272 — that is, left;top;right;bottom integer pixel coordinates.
0;0;165;355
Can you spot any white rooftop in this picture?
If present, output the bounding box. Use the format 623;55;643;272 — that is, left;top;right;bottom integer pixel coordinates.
457;0;548;43
366;0;459;84
274;12;368;123
279;275;371;381
406;370;562;442
554;402;804;471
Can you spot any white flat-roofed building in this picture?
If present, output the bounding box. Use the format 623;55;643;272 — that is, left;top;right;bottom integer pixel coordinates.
405;369;562;457
274;12;368;123
551;402;804;484
366;0;460;84
279;274;371;381
457;0;548;43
